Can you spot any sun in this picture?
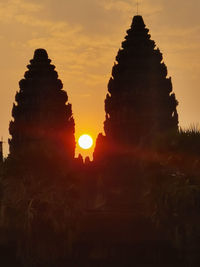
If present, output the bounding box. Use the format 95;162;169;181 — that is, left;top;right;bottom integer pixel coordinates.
78;134;93;150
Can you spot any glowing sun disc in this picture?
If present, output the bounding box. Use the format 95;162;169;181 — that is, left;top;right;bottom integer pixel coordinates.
78;134;93;149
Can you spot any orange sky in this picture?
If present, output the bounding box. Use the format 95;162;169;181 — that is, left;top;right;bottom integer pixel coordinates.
0;0;199;158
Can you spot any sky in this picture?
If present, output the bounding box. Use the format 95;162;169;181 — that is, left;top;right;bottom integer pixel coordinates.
0;0;199;158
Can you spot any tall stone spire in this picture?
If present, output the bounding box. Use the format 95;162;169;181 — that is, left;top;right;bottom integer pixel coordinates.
0;140;3;162
9;49;75;163
102;15;178;153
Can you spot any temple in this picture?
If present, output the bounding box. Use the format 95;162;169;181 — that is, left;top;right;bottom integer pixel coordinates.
9;49;75;164
0;15;187;267
94;15;178;159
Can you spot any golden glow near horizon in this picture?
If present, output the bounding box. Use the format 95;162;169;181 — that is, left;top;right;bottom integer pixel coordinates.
78;134;93;150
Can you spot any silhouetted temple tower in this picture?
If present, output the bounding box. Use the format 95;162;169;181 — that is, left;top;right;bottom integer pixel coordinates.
97;15;178;155
9;49;75;162
0;140;3;162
